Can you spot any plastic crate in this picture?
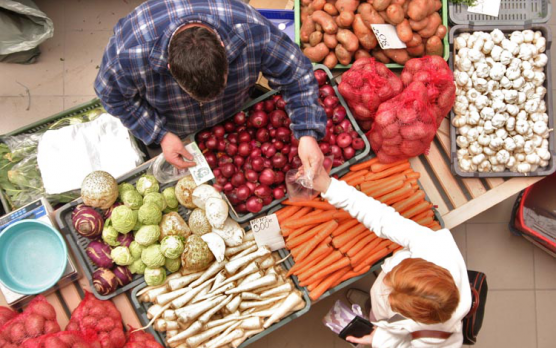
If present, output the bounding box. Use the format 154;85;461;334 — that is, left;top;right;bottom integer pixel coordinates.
195;64;371;223
0;98;150;213
294;0;450;69
258;9;295;42
54;160;194;300
449;24;555;178
129;249;311;348
448;0;551;26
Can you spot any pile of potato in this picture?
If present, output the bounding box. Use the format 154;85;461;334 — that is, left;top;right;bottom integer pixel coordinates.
300;0;447;67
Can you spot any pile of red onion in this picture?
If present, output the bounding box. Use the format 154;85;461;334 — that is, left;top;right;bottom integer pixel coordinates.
196;70;366;214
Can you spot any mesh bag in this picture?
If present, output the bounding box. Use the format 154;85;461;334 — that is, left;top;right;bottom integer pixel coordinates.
0;308;17;327
0;296;60;348
367;81;438;163
123;326;163;348
21;330;101;348
66;292;125;348
338;58;403;130
400;56;456;126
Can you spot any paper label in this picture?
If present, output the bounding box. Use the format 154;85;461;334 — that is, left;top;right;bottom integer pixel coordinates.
371;24;407;49
185;142;215;185
250;214;285;251
467;0;501;17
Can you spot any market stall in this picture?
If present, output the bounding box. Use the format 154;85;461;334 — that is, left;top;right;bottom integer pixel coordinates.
0;0;553;347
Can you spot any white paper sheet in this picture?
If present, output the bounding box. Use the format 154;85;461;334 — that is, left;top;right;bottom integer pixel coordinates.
467;0;501;17
37;113;144;194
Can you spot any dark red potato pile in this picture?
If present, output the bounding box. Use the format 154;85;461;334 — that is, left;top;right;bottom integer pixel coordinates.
196;70;365;214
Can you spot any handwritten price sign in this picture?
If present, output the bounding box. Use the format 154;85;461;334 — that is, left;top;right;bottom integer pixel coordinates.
370;24;407;50
250;214;285;251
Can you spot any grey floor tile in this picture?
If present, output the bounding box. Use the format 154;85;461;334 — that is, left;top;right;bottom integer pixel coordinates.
467;194;518;224
467;223;534;290
536;290;556;348
63;0;145;32
0;96;64;134
452;223;467;263
534;247;556;289
63;96;98;109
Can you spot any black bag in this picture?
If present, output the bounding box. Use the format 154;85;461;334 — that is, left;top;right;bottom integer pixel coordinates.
463;270;487;345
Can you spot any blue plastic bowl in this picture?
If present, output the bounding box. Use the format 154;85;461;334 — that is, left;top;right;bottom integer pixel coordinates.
0;220;67;295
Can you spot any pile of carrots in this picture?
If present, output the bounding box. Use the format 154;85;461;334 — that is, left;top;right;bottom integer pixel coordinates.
275;158;441;301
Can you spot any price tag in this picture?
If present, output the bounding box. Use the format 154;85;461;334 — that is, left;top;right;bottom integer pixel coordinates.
371;24;407;50
185;142;215;185
467;0;501;17
250;214;285;251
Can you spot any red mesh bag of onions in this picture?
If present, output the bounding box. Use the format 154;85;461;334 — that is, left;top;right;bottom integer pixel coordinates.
21;330;101;348
338;58;403;130
123;326;163;348
0;296;60;348
66;292;125;348
367;81;438;163
400;56;456;126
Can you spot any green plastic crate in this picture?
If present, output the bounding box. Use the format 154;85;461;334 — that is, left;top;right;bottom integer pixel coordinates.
294;0;450;69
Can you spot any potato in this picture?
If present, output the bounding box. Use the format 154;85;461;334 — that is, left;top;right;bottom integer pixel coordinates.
407;0;432;21
335;44;353;65
337;29;359;52
391;0;406;4
309;31;323;46
309;0;326;12
353;14;378;50
418;12;441;38
435;24;447;39
409;17;428;31
425;35;443;56
304;42;330;62
338;11;355;27
386;4;405;24
324;33;338;48
407;44;425;57
300;16;315;43
311;10;338;34
358;3;385;25
323;3;339;15
396;19;413;43
355;49;372;60
301;6;310;23
315;23;323;32
372;48;391;63
433;0;442;11
406;33;422;48
302;0;312;5
335;0;359;12
323;52;339;68
383;48;410;64
372;0;391;11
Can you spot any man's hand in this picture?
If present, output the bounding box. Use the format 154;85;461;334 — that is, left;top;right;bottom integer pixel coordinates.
298;136;324;187
160;132;196;169
346;328;376;346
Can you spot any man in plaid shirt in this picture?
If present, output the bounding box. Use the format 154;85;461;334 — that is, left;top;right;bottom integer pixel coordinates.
95;0;326;175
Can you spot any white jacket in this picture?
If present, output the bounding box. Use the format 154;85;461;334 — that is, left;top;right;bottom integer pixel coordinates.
322;179;471;348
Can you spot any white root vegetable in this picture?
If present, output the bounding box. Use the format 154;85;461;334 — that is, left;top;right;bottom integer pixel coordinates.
238;271;264;286
239;294;288;310
225;241;256;257
168;272;204;291
239;317;263;330
191;260;228;288
202;233;227;262
219;262;259;287
172;278;215;309
147;304;164;319
260;283;293;298
241;292;263;301
258;256;276;269
191;283;212;304
226;296;242;313
186;321;236;348
167;321;206;344
229;245;258;261
232;329;264;348
167;329;179;339
211;271;227;292
155;319;180;332
226;247;271;274
198;295;235;324
226;274;277;294
205;328;244;348
199;282;236;300
156;288;190;306
212;218;245;247
141;286;169;303
205;311;248;330
244;231;254;241
176;295;227;323
263;291;303;328
164;309;177;321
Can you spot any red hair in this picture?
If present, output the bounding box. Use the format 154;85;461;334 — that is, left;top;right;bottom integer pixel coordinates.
384;258;460;324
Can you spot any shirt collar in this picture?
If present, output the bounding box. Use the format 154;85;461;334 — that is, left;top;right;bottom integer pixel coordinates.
149;14;246;75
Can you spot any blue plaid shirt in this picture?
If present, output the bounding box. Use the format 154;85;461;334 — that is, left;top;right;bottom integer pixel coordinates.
94;0;326;145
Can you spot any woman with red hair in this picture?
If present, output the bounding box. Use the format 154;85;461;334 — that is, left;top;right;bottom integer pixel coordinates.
312;168;472;347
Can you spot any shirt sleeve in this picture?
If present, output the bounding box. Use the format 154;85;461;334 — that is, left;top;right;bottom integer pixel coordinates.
94;38;168;145
321;178;436;250
259;24;326;140
372;326;464;348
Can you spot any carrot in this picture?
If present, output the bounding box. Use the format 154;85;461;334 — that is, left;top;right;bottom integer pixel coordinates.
338;230;372;254
401;201;432;219
276;205;301;223
365;162;411;181
377;183;414;204
370;159;409;173
402;168;414;175
349;157;379;172
362;179;404;197
411;183;419;190
392;190;426;212
333;211;352;220
286;224;328;249
331;219;359;237
282;200;336;210
360;173;406;191
288;206;313;222
291;236;332;260
287;250;329;277
353;245;394;273
295;220;338;262
294;250;343;277
341;169;368;182
406;172;421;180
309;266;351;300
345;175;366;187
332;224;368;249
331;265;371;287
384;189;414;206
288;243;332;272
285;224;317;240
300;257;351;286
349;237;383;266
413;210;434;221
405;178;418;186
282;210;338;229
415;215;434;226
427;222;442;231
347;233;378;258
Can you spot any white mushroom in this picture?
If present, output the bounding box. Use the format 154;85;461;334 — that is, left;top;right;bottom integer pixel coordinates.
205;197;229;229
212;218;245;247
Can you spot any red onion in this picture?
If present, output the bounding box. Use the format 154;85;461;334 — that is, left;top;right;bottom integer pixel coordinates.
218;155;233;166
252;102;265;111
254;184;272;199
352;138;365;150
234;111;247;125
340;119;353;133
324;106;334;118
334;125;345;135
213;184;223;192
247;128;255;137
291;156;302;169
237;125;246;133
319;85;335;98
272;153;287;168
245;169;259;183
264;100;275;113
233;155;245;167
290;135;299;146
197;130;211;142
270;110;287;128
323;129;331;143
329;134;336;145
224;121;235;133
217;139;227;152
333;158;345;167
323;95;339;109
213;125;226;138
261;142;271;153
249;111;269;128
246;181;257;193
236;185;251;201
263;158;272;168
223;182;234;193
206;136;218;150
251;148;262;158
226;143;238;156
236;203;248;213
314;70;328;86
231;172;246;187
275;171;285;184
288;146;298;162
227;191;241;205
330;145;342;159
244;162;253;171
238;130;251;143
276;96;286;110
213;168;222;177
198;142;206;151
275;127;290;142
284;118;291;128
220;163;236;178
256;128;270;143
259;168;276;186
272;95;281;103
250;139;261;149
283;164;291;172
227;133;238;144
343;146;355;160
251;156;265;172
238;142;251;157
246;196;263;213
263;196;273;205
269;128;276;138
281;144;291;155
337;133;353;148
332;106;347;124
216;176;227;186
274;140;284;150
326;119;333;128
205;152;217;169
273;187;285;200
323;157;333;171
263;144;277;158
319;142;330;154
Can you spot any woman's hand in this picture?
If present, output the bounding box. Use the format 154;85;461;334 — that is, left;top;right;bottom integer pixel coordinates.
346;328;376;346
311;164;332;193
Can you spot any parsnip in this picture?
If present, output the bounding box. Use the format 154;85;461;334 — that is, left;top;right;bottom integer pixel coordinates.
176;295;226;323
186;321;236;348
225;274;277;294
218;262;259;287
168;272;204;291
229;245;257;261
239;317;263;330
198;294;235;324
211;271;227;291
225;295;242;313
204;327;244;348
191;283;212;304
263;291;303;328
260;282;293;298
155;319;180;331
190;260;228;288
224;241;256;256
231;329;264;348
237;271;263;286
167;321;204;344
240;292;262;301
239;294;288;310
163;309;177;321
172;278;215;309
147;304;164;319
141;286;168;303
258;256;276;269
156;288;190;305
244;231;254;241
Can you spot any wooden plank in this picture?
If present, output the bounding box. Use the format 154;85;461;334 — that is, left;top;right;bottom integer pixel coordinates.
0;293;8;307
112;294;141;328
46;293;70;330
409;157;449;215
423;143;468;208
486;178;505;188
437;120;486;198
442;177;543;229
59;283;83;314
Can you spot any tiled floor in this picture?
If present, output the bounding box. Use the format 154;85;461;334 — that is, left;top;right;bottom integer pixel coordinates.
1;1;556;348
